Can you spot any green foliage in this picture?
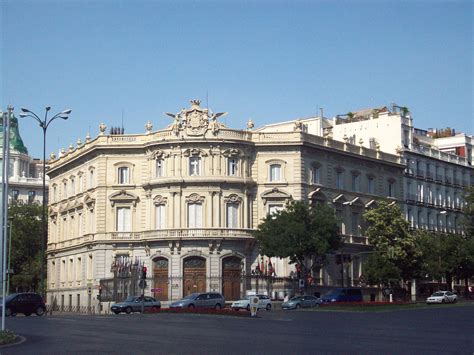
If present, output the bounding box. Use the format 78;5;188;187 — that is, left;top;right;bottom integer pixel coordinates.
363;201;422;283
254;201;342;273
0;329;17;345
363;253;400;286
8;202;42;292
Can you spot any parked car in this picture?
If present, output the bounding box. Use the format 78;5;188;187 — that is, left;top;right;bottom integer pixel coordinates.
282;295;321;310
231;294;272;311
426;291;457;304
321;288;363;303
111;296;161;314
170;293;225;309
0;292;46;317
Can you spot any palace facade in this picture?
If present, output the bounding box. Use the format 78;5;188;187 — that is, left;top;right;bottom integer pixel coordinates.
45;100;472;309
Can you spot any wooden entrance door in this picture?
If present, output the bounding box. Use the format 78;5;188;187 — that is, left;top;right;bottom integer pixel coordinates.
183;257;206;296
153;258;169;301
222;256;242;301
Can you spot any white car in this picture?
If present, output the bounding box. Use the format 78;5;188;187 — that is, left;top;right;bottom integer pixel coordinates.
231;294;272;311
426;291;457;304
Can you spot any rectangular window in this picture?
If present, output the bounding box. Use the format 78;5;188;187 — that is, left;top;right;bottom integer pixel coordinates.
155;205;166;229
188;203;203;228
268;204;283;215
78;213;83;236
53;186;57;202
118;167;129;184
351;174;359;192
89;170;95;188
63;182;68;198
368;177;375;194
28;190;36;204
116;207;131;232
269;164;281;182
76;257;82;282
351;213;360;236
228;159;238;176
78;175;83;193
226;203;238;228
70;178;75;196
87;255;93;280
388;182;395;197
156;159;164;177
336;171;343;189
312;167;321;184
189;157;201;176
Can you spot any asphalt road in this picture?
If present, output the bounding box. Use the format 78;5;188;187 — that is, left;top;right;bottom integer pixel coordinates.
1;304;473;355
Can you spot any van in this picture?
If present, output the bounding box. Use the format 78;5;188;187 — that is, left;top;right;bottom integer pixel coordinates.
321;288;363;303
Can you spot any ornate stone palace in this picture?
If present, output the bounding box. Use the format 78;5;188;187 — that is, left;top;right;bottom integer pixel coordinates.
46;100;472;309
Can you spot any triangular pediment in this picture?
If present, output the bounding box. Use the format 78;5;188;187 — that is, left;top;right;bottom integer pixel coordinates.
109;190;139;206
261;188;292;205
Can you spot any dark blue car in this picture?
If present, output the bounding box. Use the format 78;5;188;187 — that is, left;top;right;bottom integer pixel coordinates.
321;288;363;303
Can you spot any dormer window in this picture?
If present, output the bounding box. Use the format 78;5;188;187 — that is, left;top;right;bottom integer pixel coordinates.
228;158;238;176
189;157;201;176
118;167;129;184
269;164;281;182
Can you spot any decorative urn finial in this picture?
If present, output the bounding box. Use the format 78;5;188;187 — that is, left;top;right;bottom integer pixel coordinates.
145;121;153;134
99;123;106;135
247;119;254;130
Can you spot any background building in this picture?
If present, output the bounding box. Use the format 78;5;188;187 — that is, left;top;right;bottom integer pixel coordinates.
0;114;45;205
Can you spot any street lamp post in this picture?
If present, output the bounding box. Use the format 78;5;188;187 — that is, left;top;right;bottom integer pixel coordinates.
19;107;71;298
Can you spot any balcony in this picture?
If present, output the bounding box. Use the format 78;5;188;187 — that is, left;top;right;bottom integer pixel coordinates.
453;178;461;187
435;174;443;183
444;177;452;185
425;171;434;181
415;170;425;179
406;194;417;204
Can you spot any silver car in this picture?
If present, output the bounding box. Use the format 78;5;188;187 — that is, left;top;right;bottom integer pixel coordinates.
170;292;225;309
282;295;321;310
426;291;457;304
111;296;161;314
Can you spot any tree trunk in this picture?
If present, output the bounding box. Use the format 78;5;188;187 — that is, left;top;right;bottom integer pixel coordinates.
445;273;453;291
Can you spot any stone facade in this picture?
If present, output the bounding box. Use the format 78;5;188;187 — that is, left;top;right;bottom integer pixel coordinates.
48;100;469;309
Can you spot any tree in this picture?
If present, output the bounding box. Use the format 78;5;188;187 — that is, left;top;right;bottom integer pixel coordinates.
8;202;42;292
254;201;342;276
363;201;422;285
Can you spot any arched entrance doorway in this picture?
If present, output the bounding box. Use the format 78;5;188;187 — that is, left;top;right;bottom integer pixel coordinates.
153;257;169;301
183;257;206;296
222;256;242;301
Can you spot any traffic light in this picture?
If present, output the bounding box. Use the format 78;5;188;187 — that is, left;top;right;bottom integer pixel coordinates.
141;266;147;280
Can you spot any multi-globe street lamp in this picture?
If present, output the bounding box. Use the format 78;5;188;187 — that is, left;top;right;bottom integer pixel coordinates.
19;107;71;296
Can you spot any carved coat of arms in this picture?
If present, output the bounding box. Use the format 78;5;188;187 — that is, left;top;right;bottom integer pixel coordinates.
165;99;227;137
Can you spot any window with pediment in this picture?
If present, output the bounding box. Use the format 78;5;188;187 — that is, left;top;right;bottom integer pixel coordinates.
311;163;321;185
118;167;130;184
156;159;164;178
189;157;201;176
186;194;204;228
228;158;238;176
116;207;131;232
269;164;281;182
154;195;167;229
335;168;344;189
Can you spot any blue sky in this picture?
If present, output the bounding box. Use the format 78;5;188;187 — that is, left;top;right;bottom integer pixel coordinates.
1;0;472;158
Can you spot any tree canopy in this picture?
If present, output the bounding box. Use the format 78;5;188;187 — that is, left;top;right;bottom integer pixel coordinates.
8;202;42;293
363;201;422;283
254;201;342;274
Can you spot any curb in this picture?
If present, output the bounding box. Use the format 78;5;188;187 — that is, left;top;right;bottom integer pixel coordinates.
0;335;26;348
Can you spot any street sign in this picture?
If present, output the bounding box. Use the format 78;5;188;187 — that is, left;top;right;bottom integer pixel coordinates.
87;287;92;295
151;288;163;293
